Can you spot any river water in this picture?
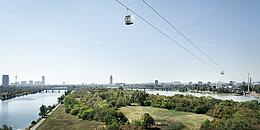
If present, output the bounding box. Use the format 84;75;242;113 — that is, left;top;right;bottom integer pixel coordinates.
0;90;65;130
145;89;260;102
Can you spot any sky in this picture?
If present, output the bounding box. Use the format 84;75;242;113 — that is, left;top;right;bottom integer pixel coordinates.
0;0;260;84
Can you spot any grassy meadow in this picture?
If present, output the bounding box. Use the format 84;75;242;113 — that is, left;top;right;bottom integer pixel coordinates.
120;106;213;130
36;104;105;130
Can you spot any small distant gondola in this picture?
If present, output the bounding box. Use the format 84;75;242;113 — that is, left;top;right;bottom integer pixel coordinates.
125;15;133;25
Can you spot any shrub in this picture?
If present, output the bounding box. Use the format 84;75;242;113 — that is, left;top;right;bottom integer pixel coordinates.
201;119;212;129
193;105;207;114
140;113;155;128
107;120;120;130
80;108;94;120
70;107;80;115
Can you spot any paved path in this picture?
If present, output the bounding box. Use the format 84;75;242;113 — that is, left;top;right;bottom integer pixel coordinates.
30;103;61;130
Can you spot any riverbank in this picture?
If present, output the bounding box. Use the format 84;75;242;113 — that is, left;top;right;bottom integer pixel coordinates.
145;89;260;102
0;87;45;101
0;90;65;130
29;103;61;130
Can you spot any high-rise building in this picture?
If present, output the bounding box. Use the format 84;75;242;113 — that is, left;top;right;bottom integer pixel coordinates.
42;76;45;85
155;80;158;85
109;75;113;85
2;75;9;87
21;81;27;86
29;80;34;86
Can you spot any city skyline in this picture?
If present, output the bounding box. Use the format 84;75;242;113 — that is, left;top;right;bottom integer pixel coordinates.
0;0;260;84
1;73;258;85
1;74;46;86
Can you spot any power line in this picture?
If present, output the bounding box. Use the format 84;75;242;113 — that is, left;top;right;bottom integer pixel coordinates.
114;0;218;72
142;0;224;71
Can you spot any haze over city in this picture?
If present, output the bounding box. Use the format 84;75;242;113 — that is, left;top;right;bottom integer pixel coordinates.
1;0;260;84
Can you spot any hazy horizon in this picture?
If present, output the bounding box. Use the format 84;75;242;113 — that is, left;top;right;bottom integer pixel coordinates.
1;0;260;84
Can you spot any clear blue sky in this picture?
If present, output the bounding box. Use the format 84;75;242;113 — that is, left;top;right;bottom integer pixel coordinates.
0;0;260;84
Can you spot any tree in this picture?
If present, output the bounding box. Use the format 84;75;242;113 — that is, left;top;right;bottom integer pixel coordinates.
58;95;65;104
193;105;207;114
140;113;155;128
31;120;37;125
47;105;53;113
39;105;47;117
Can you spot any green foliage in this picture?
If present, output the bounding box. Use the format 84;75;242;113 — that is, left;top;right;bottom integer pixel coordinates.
64;96;77;113
140;113;155;128
47;105;55;113
253;86;260;93
70;107;80;115
64;88;260;129
58;95;65;104
39;105;47;117
202;108;260;130
0;86;45;101
131;90;149;106
132;120;142;127
64;89;130;126
80;108;94;120
107;119;120;130
201;119;212;130
193;105;207;114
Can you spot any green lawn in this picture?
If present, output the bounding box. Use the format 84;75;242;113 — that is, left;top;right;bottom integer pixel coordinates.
120;106;213;130
36;104;105;130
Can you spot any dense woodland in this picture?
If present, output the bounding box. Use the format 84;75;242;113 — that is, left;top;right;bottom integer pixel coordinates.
64;88;260;130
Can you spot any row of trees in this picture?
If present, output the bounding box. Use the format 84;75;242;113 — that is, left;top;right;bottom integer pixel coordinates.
0;86;45;100
39;104;56;117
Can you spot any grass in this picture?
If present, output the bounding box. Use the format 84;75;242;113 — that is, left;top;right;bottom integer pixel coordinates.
120;106;213;130
36;104;105;130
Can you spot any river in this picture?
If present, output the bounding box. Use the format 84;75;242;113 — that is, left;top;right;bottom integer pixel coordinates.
0;90;65;130
145;89;260;102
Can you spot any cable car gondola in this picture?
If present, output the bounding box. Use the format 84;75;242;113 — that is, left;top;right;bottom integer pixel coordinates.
221;71;224;75
125;15;133;25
